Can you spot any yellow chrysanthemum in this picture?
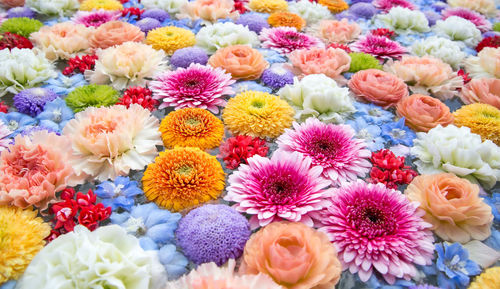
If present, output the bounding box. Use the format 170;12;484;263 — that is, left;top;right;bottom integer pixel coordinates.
0;206;50;283
223;90;294;138
142;147;225;212
468;267;500;289
79;0;123;11
318;0;349;13
453;103;500;145
160;108;224;151
146;26;196;55
248;0;288;13
268;12;306;31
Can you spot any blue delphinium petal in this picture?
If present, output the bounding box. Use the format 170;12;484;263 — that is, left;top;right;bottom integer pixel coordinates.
36;98;74;133
381;118;416;146
353;102;394;125
95;177;143;211
0;112;37;137
158;244;189;280
43;73;88;96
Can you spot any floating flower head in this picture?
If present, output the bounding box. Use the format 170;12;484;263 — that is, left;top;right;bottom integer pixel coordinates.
170;47;208;68
277;118;371;184
460;78;500;109
24;0;79;16
453;103;500;146
433;242;481;289
79;0;124;11
65;84;119;112
195;22;259;54
410;36;466;69
71;9;121;27
236;12;269;33
447;0;496;17
208;45;269;80
373;0;415;12
465;47;500;79
468;267;500;289
151;63;234;113
267;12;306;31
146;26;195;55
317;181;434;284
0;32;33;50
0;17;42;38
348;52;382;73
177;0;238;24
219;135;268;170
89;20;145;49
248;0;287;13
288;0;332;25
308;19;361;44
396;94;453;132
433;16;482;48
141;0;188;14
13;87;58;117
95;176;143;211
351;34;406;61
377;7;429;34
288;47;350;79
142;147;225;212
261;65;294;89
259;27;323;55
442;7;491;33
318;0;348;13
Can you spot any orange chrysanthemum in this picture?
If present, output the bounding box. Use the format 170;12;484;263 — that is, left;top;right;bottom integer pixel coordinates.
318;0;349;13
160;108;224;151
142;147;225;212
267;12;306;31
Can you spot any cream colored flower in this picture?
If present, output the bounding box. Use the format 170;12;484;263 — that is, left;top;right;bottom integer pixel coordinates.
465;47;500;79
141;0;188;14
377;7;430;34
25;0;80;16
433;16;482;48
195;22;259;54
411;36;466;69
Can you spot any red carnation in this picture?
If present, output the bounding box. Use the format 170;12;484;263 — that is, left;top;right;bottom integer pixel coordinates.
368;149;417;189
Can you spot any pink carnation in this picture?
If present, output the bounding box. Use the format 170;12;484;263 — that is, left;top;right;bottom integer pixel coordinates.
373;0;416;12
259;27;324;55
442;7;492;33
352;34;407;61
288;47;351;79
71;9;121;28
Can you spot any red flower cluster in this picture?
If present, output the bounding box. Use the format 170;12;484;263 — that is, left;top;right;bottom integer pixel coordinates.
475;35;500;53
233;0;248;13
122;7;144;18
328;42;352;53
219;135;269;169
117;86;158;111
62;54;98;76
0;32;33;50
368;149;417;189
370;28;395;39
47;188;111;242
0;101;9;113
458;69;471;85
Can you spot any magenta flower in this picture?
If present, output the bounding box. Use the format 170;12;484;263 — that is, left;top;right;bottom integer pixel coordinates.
150;63;235;113
259;27;323;55
373;0;416;12
317;181;434;284
277;118;371;185
352;34;407;61
71;9;121;28
225;150;332;229
442;7;492;33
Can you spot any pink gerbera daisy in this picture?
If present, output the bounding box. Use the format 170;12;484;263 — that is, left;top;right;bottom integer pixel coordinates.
316;181;434;284
351;34;407;61
71;9;121;28
150;63;235;113
373;0;416;12
259;27;324;55
277;118;371;185
225;150;332;229
442;8;492;33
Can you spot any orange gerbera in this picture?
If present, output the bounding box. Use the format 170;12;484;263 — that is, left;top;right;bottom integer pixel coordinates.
160;108;224;150
267;12;306;31
142;147;225;212
318;0;349;13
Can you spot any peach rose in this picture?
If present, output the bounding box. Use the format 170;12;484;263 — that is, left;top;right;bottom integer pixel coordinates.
288;47;351;79
0;0;24;7
310;19;361;44
461;78;500;109
396;94;454;132
208;45;269;80
178;0;238;24
348;69;409;108
241;222;342;289
89;21;145;49
405;173;493;243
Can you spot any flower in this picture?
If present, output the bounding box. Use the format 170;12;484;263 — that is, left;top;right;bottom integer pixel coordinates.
0;0;24;8
408;285;440;289
411;125;500;189
65;84;119;112
169;47;208;68
433;16;482;48
95;176;143;211
79;0;124;11
135;18;162;33
352;102;394;125
158;245;189;280
0;48;56;96
460;78;500;109
348;52;382;73
176;204;250;265
316;181;434;284
218;135;268;169
0;206;50;283
222;90;294;138
277;118;371;184
345;118;385;151
289;47;350;79
0;112;36;137
0;122;11;153
117;86;158;111
13;88;58;117
447;0;496;17
235;12;269;33
381;117;416;146
468;267;500;289
86;42;167;90
71;9;121;27
261;66;294;89
0;32;33;50
308;19;360;44
177;0;238;24
195;22;258;54
433;243;481;289
368;149;417;189
242;222;342;289
142;147;225;212
318;0;348;13
89;20;144;49
146;26;195;55
373;0;415;12
476;36;500;53
16;225;166;289
0;131;82;209
62;54;98;76
442;7;491;33
288;0;332;25
396;94;454;132
411;36;467;69
63;104;162;181
0;17;42;37
248;0;287;13
43;73;87;96
377;7;430;34
141;0;188;14
24;0;79;16
349;2;377;19
208;45;269;80
453;103;500;146
279;74;354;123
259;27;323;55
267;12;305;31
351;34;406;61
465;47;500;79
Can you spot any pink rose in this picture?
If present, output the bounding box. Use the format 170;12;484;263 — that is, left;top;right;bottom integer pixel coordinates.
289;47;350;79
460;78;500;109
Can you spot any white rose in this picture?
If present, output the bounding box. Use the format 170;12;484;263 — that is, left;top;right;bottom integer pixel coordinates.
433;16;482;48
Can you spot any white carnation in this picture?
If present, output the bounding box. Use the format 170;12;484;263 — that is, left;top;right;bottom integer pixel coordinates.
25;0;79;17
141;0;188;14
411;37;466;69
377;7;430;34
288;0;332;25
0;48;56;97
433;16;482;48
411;125;500;189
195;22;259;54
278;74;354;124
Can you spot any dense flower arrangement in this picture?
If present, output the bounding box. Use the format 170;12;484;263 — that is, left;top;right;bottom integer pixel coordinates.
0;0;499;289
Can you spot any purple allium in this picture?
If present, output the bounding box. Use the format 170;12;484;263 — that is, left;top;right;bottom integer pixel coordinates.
409;285;441;289
169;47;209;68
236;13;270;34
349;3;378;19
135;17;162;33
261;66;294;90
7;7;36;19
13;88;58;117
176;204;251;266
142;8;170;22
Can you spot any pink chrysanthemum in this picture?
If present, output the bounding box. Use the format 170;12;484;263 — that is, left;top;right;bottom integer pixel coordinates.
277;118;371;185
352;34;407;61
317;181;434;284
442;8;492;33
259;27;324;55
71;9;121;28
225;150;332;229
150;63;235;113
373;0;416;12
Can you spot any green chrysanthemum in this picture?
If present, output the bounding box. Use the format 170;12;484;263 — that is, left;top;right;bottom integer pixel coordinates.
0;18;43;38
494;22;500;32
348;52;382;73
65;84;119;112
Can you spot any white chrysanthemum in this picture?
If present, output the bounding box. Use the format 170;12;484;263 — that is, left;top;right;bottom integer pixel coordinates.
465;47;500;79
377;7;430;34
0;48;56;97
411;37;466;69
16;225;166;289
411;125;500;189
448;0;497;17
25;0;80;16
195;22;259;54
278;74;354;123
288;0;332;25
433;16;482;48
85;42;167;90
141;0;188;14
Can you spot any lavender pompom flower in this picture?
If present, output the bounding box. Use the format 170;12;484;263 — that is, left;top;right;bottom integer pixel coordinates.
169;47;208;68
7;7;36;18
135;17;161;33
261;66;294;90
142;9;170;22
349;3;378;19
13;88;58;117
176;204;251;266
236;13;269;34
